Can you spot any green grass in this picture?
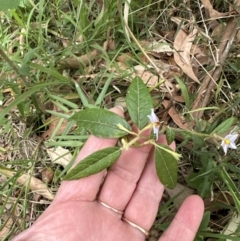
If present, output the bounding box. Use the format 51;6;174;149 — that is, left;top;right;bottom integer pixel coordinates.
0;0;240;240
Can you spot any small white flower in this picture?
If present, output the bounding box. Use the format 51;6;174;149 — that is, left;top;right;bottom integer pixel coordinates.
147;109;160;140
221;133;238;154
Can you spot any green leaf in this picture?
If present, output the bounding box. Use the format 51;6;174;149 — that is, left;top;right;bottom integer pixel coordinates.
29;63;70;82
126;77;153;129
191;134;205;151
64;147;121;180
0;0;20;11
166;127;175;145
199;211;210;230
211;117;236;135
70;109;131;138
154;145;178;189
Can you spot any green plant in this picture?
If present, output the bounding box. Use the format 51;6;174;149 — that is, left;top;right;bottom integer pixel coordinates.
64;77;181;189
64;77;239;193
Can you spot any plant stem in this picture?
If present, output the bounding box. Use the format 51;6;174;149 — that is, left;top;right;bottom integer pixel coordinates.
121;124;153;150
0;47;19;74
0;47;27;85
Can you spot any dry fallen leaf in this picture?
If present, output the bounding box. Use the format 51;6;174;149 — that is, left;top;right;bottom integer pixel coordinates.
201;0;229;18
174;28;200;84
211;23;226;39
108;39;116;50
41;168;54;184
0;218;13;239
191;44;208;65
132;65;159;87
162;100;193;130
47;146;73;167
59;49;99;69
141;40;174;55
0;197;21;238
1;169;54;200
116;52;133;63
223;213;240;240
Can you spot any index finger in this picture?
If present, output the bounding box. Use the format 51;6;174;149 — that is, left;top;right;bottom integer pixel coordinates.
54;106;124;202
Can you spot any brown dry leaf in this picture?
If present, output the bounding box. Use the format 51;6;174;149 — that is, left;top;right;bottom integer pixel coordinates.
0;216;13;239
132;65;159;87
0;220;12;238
162;100;192;130
211;23;226;39
116;61;128;71
191;44;208;65
141;40;174;55
104;61;128;76
76;35;84;43
201;0;229;18
103;39;109;51
116;52;133;63
126;64;177;90
108;39;116;50
161;79;175;94
47;146;73;167
165;93;185;103
174;28;200;83
1;169;54;200
59;49;99;69
41;168;54;184
166;183;194;209
163;66;182;80
62;39;71;48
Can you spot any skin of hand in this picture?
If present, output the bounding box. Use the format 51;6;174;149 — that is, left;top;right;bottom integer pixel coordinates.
12;107;204;241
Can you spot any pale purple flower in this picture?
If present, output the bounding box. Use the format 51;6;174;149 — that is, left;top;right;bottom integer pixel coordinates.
147;109;160;140
221;133;238;155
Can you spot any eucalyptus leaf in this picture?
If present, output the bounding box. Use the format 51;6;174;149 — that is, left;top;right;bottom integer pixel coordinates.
154;145;178;189
166;127;175;145
64;147;121;180
211;117;236;135
126;77;153;129
70;109;131;138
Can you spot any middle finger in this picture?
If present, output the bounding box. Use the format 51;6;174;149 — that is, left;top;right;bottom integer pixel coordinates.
98;140;152;212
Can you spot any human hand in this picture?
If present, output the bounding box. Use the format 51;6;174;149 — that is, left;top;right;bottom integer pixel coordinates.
12;107;204;241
